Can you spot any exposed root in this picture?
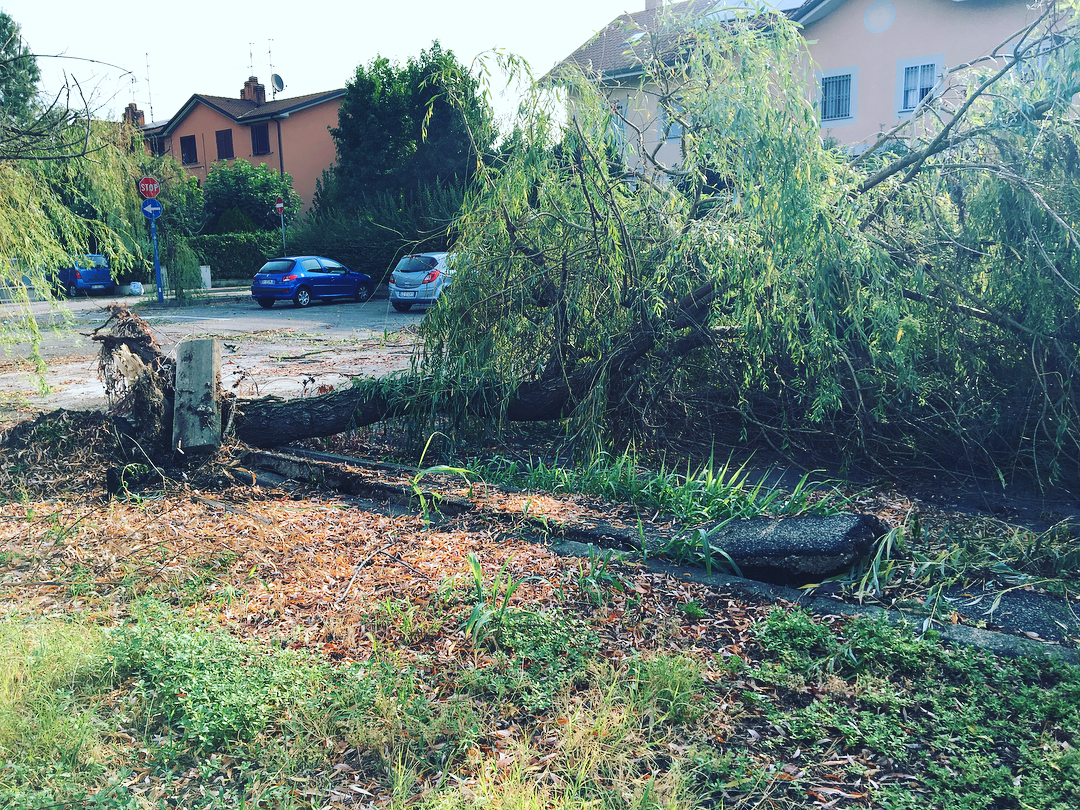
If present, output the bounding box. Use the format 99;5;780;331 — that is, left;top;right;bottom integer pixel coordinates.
92;305;176;454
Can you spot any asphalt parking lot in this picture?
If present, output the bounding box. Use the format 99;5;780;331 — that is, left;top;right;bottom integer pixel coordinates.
0;286;426;420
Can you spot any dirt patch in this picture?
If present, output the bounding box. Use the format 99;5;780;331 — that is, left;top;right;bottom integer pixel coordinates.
0;328;420;430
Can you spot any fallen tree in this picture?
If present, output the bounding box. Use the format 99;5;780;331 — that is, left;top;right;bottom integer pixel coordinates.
93;7;1080;496
405;5;1080;488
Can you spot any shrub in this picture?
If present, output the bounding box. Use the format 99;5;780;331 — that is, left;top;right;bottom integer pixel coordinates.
189;232;278;280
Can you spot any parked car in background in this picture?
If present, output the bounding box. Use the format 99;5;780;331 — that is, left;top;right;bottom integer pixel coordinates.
388;252;456;312
250;256;374;309
55;254;115;297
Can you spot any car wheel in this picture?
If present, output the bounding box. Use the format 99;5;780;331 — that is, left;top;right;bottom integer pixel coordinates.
257;297;275;309
354;280;374;303
392;301;413;312
66;283;79;298
293;286;313;307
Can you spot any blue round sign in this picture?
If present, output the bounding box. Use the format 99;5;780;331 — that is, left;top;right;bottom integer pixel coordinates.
142;198;163;220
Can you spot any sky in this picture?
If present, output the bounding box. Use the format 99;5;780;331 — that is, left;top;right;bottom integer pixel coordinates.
4;0;639;126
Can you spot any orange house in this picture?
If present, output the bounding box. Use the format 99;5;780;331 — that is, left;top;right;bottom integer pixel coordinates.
132;77;344;210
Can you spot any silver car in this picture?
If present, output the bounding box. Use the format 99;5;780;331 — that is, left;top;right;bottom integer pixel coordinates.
388;252;455;312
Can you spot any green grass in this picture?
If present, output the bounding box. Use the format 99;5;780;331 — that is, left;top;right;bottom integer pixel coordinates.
740;608;1080;810
834;512;1080;617
4;598;1080;809
0;615;124;809
469;449;849;524
4;460;1080;810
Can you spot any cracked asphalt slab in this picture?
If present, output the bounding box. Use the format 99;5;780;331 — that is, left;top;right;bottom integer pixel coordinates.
0;289;422;421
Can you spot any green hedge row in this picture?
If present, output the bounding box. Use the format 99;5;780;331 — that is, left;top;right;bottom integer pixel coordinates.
189;233;280;280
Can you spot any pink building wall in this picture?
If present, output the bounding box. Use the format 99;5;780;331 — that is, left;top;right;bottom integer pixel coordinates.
808;0;1043;147
258;103;340;209
597;0;1046;170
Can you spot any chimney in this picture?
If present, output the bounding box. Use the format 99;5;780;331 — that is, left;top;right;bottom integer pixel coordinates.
242;76;266;105
123;102;145;128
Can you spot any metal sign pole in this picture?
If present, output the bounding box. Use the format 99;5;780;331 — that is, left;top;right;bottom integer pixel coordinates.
151;218;164;303
280;210;286;255
139;178;165;303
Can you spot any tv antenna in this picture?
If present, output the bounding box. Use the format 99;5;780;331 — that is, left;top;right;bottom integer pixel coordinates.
268;40;285;97
249;42;255;76
145;53;154;120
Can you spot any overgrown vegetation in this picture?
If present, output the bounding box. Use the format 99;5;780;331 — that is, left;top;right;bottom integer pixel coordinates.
391;3;1080;496
468;450;848;523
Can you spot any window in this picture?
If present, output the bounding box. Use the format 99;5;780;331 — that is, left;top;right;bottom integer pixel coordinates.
902;63;936;110
251;123;271;156
1015;33;1066;82
817;67;858;125
180;135;198;165
657;102;683;142
609;98;628;146
895;54;943;114
820;74;851;121
215;129;234;160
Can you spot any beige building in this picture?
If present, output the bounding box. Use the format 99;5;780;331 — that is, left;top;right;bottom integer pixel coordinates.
557;0;1053;163
128;77;344;210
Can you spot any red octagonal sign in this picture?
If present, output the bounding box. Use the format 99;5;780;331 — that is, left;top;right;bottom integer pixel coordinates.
139;176;161;199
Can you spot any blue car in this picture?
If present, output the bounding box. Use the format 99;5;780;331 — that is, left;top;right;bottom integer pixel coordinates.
56;254;115;297
250;256;374;309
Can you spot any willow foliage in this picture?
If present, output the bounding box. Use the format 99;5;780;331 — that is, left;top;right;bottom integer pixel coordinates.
0;117;155;367
414;2;1080;490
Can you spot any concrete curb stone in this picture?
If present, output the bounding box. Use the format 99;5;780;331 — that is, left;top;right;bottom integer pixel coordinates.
548;538;1080;665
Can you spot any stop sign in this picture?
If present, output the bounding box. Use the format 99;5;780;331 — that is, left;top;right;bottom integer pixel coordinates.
138;176;160;198
275;196;284;214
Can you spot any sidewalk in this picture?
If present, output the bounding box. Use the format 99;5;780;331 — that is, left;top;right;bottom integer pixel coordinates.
140;283;390;307
0;283;390;317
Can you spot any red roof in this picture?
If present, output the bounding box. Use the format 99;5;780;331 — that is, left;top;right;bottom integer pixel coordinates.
147;87;346;137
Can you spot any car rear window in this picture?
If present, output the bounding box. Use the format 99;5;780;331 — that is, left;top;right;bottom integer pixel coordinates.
75;255;109;269
258;259;295;275
395;255;438;273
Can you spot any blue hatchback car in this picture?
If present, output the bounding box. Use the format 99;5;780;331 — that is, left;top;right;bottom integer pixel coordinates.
56;254;115;297
250;256;374;309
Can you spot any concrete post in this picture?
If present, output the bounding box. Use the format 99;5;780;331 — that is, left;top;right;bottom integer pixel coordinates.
172;338;221;453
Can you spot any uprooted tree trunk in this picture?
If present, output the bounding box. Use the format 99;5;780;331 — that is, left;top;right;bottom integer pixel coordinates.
81;285;730;455
229;281;736;448
93;305;176;456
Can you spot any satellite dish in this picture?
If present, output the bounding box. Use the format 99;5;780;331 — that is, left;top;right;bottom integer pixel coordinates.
271;74;285;93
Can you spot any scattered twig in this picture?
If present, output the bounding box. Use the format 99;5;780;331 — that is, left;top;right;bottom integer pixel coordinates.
192;495;273;525
337;540;402;605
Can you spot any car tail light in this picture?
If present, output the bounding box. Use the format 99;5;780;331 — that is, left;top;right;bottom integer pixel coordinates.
422;270;441;284
282;274;299;281
75;270;83;280
389;273;396;284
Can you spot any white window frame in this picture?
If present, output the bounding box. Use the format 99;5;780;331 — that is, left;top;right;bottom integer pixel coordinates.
609;97;629;149
816;66;858;126
656;101;684;142
1012;33;1066;83
895;54;945;116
